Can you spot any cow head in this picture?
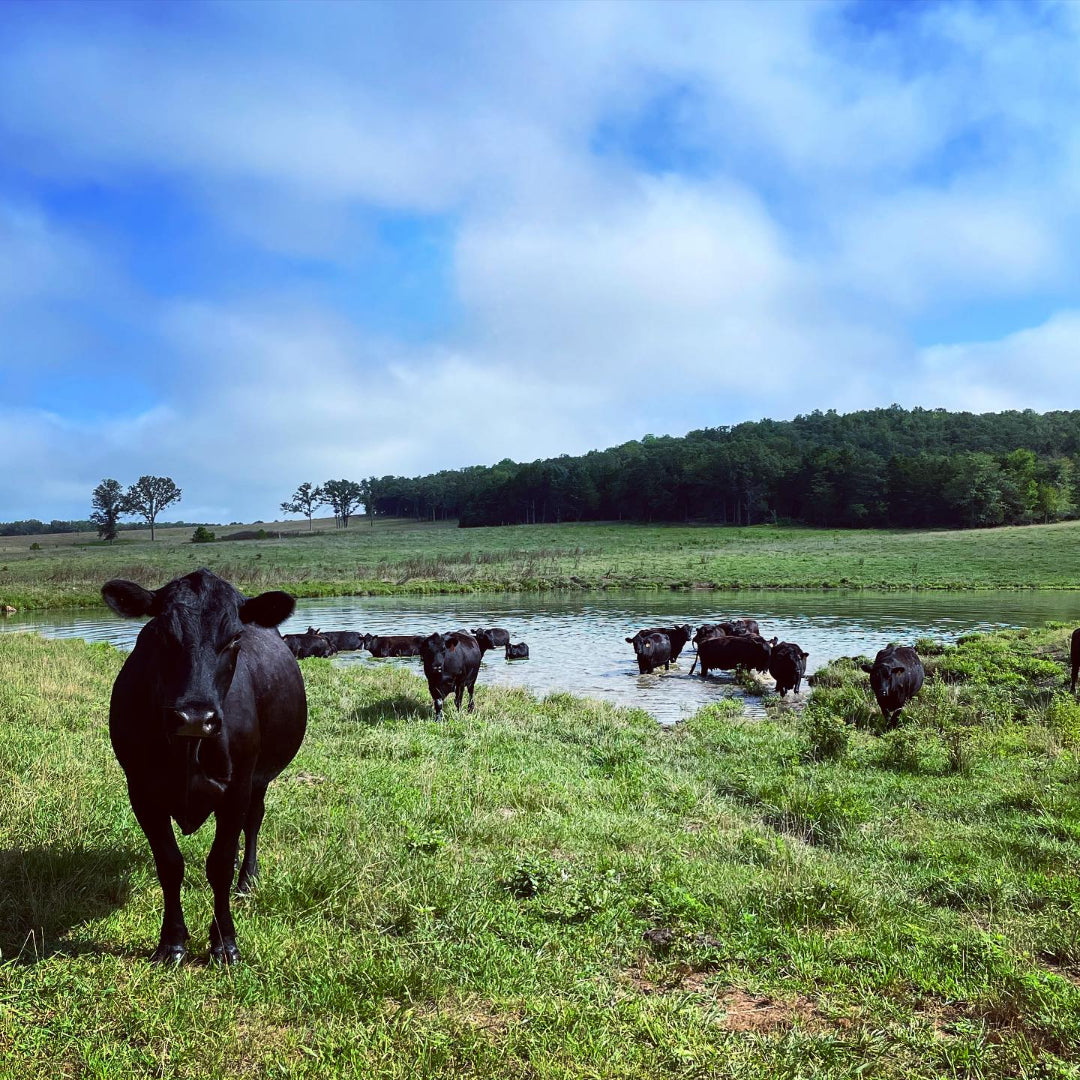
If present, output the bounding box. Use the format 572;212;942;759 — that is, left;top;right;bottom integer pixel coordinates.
421;632;456;674
102;568;294;739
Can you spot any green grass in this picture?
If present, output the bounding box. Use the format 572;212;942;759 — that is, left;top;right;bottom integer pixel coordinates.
2;516;1080;610
3;625;1080;1076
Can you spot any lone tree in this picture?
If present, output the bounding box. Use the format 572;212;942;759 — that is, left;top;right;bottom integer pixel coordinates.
90;478;125;541
321;478;364;528
280;482;325;531
124;475;181;541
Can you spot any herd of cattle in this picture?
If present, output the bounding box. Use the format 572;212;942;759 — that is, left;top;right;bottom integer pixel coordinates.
94;568;1080;966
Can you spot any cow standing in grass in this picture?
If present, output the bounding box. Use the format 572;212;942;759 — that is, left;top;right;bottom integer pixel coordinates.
861;644;924;727
420;631;482;719
104;569;306;965
1071;628;1080;694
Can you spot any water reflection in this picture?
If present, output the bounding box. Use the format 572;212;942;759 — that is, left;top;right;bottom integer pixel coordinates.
3;590;1075;724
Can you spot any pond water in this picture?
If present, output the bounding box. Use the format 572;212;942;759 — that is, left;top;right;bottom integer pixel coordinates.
3;590;1076;724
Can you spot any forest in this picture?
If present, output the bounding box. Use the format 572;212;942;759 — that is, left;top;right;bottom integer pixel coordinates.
366;406;1080;529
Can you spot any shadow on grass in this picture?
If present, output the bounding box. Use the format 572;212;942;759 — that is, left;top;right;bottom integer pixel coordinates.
0;844;139;963
348;694;428;725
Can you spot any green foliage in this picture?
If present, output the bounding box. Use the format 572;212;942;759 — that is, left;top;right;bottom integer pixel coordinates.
190;525;216;544
801;708;850;761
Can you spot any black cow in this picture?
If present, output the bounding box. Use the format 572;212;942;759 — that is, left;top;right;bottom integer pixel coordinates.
689;624;725;673
366;634;424;657
505;642;530;660
697;634;774;679
420;631;482;719
282;629;336;658
103;569;306;965
718;618;760;637
627;624;691;663
769;642;810;696
311;628;366;652
1071;628;1080;694
472;627;510;653
861;644;924;727
627;631;673;674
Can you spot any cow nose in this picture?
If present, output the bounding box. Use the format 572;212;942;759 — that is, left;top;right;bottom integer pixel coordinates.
168;707;222;738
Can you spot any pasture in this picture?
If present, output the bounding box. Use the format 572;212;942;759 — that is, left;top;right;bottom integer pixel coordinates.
3;625;1080;1077
2;516;1080;611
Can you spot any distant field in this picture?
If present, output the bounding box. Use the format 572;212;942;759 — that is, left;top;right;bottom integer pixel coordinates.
1;516;1079;610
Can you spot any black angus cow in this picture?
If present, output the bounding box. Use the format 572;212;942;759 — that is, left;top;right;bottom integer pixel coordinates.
505;642;530;660
861;644;925;727
769;642;810;696
420;631;482;719
718;618;760;637
311;628;366;652
282;628;336;658
366;634;424;657
696;634;774;679
1072;628;1080;694
626;625;691;667
627;631;673;674
103;568;306;965
689;624;725;673
472;627;510;653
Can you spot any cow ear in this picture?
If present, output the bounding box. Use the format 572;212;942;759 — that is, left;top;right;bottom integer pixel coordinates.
239;590;295;627
625;637;634;643
447;637;458;650
801;651;810;659
102;579;156;618
859;663;873;674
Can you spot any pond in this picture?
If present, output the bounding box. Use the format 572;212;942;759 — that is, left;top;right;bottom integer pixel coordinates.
3;590;1075;724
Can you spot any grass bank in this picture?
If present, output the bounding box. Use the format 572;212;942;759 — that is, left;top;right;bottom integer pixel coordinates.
2;516;1080;611
3;626;1080;1076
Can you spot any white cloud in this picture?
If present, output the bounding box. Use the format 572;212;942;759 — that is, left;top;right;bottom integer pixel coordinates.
2;1;1080;521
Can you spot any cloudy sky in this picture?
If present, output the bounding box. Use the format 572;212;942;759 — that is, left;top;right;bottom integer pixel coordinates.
2;0;1079;522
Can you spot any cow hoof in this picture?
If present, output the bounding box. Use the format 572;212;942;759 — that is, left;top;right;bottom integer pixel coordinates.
209;941;242;965
149;943;187;965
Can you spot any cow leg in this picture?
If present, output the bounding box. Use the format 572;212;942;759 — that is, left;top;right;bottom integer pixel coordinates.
1072;660;1079;695
206;796;249;964
130;795;189;964
454;679;466;712
431;693;444;721
466;673;478;713
236;782;268;895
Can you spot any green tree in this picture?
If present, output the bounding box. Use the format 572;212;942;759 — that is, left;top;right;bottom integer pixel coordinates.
280;482;325;531
123;475;182;541
321;479;363;528
90;478;125;541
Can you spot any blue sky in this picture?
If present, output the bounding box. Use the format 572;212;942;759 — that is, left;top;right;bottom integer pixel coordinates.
2;0;1079;522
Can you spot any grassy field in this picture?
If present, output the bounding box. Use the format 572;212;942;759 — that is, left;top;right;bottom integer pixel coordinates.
2;516;1080;611
3;626;1080;1077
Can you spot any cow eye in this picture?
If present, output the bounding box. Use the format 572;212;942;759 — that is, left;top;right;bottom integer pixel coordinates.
225;633;243;652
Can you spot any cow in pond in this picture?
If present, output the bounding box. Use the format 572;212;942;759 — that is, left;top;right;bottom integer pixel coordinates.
103;568;306;965
366;634;424;657
505;642;530;660
689;624;725;673
696;634;774;679
1071;628;1080;694
471;627;510;653
282;628;336;659
420;631;482;719
312;629;366;652
769;642;810;696
627;625;691;667
861;644;924;727
719;618;760;637
627;631;673;674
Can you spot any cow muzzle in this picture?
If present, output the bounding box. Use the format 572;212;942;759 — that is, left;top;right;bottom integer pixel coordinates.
167;707;223;739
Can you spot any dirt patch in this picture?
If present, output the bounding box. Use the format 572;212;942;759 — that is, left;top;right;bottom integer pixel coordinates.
716;989;837;1034
384;996;522;1034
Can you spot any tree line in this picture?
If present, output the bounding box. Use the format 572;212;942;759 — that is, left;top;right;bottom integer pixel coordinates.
360;406;1080;530
91;476;182;541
